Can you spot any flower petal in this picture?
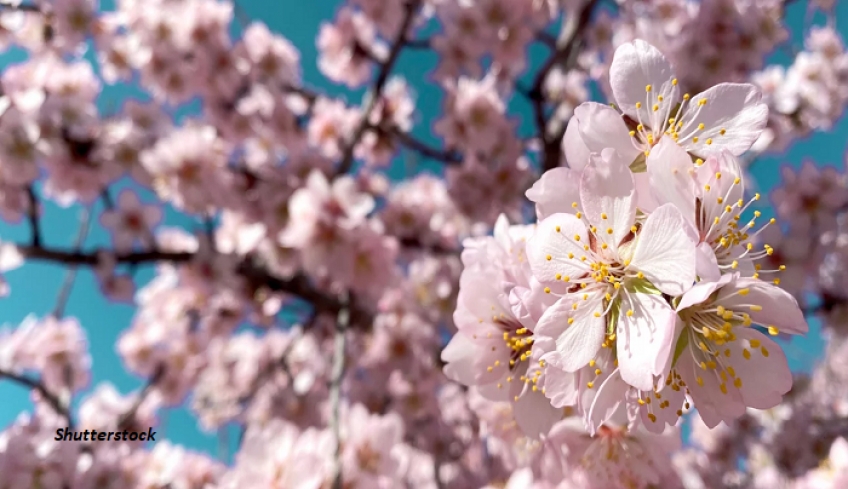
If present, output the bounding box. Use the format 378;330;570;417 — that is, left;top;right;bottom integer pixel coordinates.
538;293;606;372
716;277;809;335
526;167;581;220
563;116;591;171
573;102;641;164
585;368;628;435
580;149;637;247
616;293;678;391
513;388;564;438
631;204;697;295
724;328;792;410
527;213;590;284
609;40;676;127
647;137;698;228
681;83;768;157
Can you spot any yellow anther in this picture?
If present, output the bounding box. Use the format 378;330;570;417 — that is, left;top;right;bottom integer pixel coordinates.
555;226;561;232
630;225;638;233
734;177;741;185
637;271;644;279
734;378;742;388
693;137;699;143
698;123;705;130
749;305;763;312
555;273;562;280
653;104;659;112
761;347;770;357
635;102;642;109
683;93;690;100
706;138;712;145
698;98;707;106
595;369;602;376
768;326;780;336
696;376;704;386
720;128;726;135
546;255;552;261
743;349;751;360
647;413;657;423
629;130;636;137
593;312;601;318
587;382;594;389
646;84;652;92
601;213;608;219
719;383;728;394
672;78;678;85
544;287;551;294
574;235;581;241
695;158;704;166
568;318;574;325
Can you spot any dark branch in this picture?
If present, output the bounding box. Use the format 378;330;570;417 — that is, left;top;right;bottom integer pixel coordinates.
26;186;41;247
117;364;166;431
527;0;599;173
336;0;423;176
0;369;74;428
390;128;463;165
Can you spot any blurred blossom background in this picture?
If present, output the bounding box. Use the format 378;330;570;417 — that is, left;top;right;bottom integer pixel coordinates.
0;0;847;487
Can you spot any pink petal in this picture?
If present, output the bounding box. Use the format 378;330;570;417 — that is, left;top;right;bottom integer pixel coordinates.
563;116;591;171
573;102;641;164
513;388;563;438
717;277;809;335
676;273;735;311
725;328;792;409
525;167;581;220
646;138;698;228
585;368;628;435
580;149;637;248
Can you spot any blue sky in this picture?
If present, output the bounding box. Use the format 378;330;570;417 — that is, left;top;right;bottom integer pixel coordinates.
0;0;845;460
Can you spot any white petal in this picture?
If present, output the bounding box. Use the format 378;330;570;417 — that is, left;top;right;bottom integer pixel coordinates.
616;293;677;391
681;83;768;157
527;213;590;284
631;204;697;296
609;40;676;126
538;294;606;372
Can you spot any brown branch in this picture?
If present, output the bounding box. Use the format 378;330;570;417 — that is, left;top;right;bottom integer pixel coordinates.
0;369;74;428
0;1;40;12
390;128;463;165
336;0;423;176
527;0;598;173
330;292;350;489
52;208;92;319
17;244;374;328
117;364;166;432
26;186;41;247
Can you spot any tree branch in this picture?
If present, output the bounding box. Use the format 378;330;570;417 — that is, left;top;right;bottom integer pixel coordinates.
26;186;41;247
117;364;166;432
330;292;350;489
17;244;374;328
390;128;463;165
527;0;598;173
0;369;74;428
52;208;92;319
336;0;423;176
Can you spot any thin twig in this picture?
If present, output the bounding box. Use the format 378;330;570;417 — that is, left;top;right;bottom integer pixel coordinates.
52;208;92;319
0;369;74;428
330;292;350;489
390;128;463;165
336;0;423;176
526;0;599;173
26;186;41;247
117;364;166;431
